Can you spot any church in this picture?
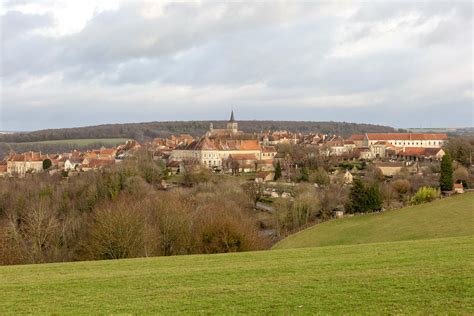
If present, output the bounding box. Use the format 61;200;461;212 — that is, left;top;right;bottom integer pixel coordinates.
169;111;275;171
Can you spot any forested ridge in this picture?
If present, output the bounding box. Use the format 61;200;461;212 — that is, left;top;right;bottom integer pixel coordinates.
1;120;397;143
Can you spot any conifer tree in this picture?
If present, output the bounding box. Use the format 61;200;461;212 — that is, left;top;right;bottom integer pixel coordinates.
439;152;453;191
348;178;367;213
274;161;282;181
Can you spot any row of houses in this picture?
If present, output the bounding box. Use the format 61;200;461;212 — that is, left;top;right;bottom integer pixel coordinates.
163;112;450;175
0;140;142;177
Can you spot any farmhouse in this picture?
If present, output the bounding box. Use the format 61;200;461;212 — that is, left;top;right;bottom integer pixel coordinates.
6;152;48;176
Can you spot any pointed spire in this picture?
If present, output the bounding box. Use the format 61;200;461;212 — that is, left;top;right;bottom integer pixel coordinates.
229;109;235;122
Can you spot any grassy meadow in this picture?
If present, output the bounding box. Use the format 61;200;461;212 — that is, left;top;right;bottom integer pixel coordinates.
1;194;472;314
274;193;474;250
0;236;473;314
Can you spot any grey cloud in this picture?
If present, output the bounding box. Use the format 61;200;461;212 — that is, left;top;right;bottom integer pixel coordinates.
1;1;472;130
1;10;54;39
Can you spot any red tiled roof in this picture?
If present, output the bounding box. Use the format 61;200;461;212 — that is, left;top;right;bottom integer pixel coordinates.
367;133;448;141
454;183;463;189
99;148;117;156
84;159;115;168
262;146;276;153
398;147;443;157
349;134;364;141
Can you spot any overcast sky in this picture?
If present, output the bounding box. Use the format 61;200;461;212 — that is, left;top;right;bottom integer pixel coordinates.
1;1;473;131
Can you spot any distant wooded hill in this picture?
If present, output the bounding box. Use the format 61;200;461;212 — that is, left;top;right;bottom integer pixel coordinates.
0;120;398;144
0;121;400;159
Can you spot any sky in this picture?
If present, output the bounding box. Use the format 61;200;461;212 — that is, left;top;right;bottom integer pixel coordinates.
0;0;473;131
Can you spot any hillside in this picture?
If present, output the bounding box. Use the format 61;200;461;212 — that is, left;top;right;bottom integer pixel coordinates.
274;193;474;250
0;236;472;314
0;120;397;143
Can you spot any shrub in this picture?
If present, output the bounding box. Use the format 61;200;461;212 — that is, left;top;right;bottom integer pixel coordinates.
310;167;330;186
42;159;52;170
411;187;440;205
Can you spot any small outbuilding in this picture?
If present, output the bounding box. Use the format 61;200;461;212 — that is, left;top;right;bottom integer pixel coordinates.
453;183;464;194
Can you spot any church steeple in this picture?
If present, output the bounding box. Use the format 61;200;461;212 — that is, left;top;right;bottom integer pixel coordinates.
227;109;238;133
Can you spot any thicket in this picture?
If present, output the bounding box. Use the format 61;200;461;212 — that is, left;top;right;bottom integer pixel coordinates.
0;152;270;265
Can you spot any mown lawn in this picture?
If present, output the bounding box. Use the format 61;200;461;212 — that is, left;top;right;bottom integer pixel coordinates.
1;236;473;314
274;193;474;250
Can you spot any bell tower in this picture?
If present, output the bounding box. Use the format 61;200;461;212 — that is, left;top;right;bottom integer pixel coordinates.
227;110;238;133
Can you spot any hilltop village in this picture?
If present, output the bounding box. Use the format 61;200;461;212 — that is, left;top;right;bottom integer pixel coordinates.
1;112;449;180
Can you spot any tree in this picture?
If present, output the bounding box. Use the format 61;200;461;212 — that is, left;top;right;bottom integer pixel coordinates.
274;161;282;181
310;167;330;186
444;137;473;167
347;178;368;213
242;182;264;206
366;185;382;212
439;153;453;191
347;179;382;213
42;159;52;170
391;179;412;202
298;167;309;182
453;166;469;186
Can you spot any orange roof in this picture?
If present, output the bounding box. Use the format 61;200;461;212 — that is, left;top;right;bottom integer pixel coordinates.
99;148;117;155
454;183;463;189
7;152;46;162
349;134;364;141
262;146;276;153
367;133;448;141
398;147;443;157
84;158;115;168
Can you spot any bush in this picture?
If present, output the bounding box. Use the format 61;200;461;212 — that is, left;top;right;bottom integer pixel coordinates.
310;167;330;186
411;187;440;205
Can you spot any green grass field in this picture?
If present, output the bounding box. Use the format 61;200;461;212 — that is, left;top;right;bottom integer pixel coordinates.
1;194;472;314
1;236;473;314
9;138;129;146
274;193;474;250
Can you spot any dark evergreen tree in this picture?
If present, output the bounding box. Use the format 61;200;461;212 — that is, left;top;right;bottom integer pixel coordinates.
439;152;453;191
366;185;382;212
274;161;282;181
348;178;368;213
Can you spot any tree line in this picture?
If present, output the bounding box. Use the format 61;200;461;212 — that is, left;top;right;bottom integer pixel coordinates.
1;120;397;144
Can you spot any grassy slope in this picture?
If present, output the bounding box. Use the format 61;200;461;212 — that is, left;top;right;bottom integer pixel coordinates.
0;236;473;314
274;193;474;250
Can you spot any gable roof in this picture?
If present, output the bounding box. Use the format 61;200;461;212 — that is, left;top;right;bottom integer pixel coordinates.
366;133;448;141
